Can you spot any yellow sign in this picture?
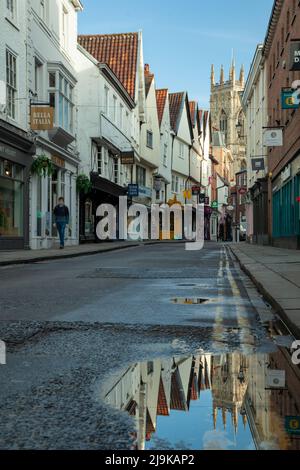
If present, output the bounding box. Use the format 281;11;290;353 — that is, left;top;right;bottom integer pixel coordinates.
183;190;192;200
30;106;54;130
51;155;65;168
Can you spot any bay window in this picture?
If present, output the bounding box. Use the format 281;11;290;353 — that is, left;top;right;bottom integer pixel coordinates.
48;70;74;134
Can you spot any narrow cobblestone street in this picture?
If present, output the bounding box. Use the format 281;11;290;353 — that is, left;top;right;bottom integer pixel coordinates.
0;243;299;450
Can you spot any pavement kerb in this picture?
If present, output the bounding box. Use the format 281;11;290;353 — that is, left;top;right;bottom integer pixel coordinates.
0;243;140;267
229;246;300;339
0;239;187;268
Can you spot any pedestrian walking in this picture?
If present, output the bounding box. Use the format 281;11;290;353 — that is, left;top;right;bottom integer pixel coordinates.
53;197;69;249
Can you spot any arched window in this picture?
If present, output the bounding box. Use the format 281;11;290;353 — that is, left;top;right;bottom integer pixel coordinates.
219;110;227;144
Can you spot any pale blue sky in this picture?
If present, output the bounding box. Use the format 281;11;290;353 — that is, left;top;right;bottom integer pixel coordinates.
78;0;274;109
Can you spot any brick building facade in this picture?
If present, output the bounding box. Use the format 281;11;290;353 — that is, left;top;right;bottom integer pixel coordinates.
265;0;300;248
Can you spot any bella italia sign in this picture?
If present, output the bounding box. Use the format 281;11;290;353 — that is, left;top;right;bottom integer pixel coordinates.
30;106;54;131
290;41;300;71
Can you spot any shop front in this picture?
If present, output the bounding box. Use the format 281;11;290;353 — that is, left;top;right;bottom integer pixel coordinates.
79;172;127;243
250;178;268;245
272;156;300;249
30;150;78;250
0;121;35;250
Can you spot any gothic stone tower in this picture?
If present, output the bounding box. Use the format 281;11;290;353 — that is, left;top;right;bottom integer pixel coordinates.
210;61;246;176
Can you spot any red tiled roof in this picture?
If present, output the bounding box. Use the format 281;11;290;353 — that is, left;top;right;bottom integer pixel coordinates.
189;101;196;127
198;109;203;121
203;110;209;130
190;375;198;401
78;32;138;100
156;89;168;127
157;377;169;416
170;369;187;411
169;92;185;133
145;409;155;441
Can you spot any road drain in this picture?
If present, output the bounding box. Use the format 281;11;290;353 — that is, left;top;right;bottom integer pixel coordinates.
172;297;209;304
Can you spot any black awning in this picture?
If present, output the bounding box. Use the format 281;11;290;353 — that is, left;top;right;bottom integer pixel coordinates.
90;173;127;198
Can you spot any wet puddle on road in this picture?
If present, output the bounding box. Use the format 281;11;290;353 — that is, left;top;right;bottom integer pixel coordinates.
104;348;300;450
171;298;209;305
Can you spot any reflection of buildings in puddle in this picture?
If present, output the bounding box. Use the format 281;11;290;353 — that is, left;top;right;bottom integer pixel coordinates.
211;354;249;433
104;349;300;450
246;349;300;450
105;353;247;450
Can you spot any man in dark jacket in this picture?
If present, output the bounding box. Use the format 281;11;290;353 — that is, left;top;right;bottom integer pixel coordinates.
53;197;69;249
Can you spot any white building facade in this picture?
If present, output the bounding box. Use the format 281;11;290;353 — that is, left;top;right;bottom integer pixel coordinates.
242;45;269;244
76;43;137;240
0;0;37;250
27;0;83;249
154;89;172;204
169;92;193;205
135;64;160;208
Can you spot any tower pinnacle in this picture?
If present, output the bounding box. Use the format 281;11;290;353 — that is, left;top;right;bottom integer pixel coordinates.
220;65;224;85
239;64;245;85
211;64;215;88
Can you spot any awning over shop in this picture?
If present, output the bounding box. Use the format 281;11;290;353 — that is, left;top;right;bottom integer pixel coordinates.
90;172;127;198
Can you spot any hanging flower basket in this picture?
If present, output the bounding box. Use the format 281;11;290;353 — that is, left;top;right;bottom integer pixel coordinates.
76;174;92;194
31;155;54;177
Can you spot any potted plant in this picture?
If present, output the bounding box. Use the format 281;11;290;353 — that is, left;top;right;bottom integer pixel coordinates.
76;174;92;194
31;155;54;177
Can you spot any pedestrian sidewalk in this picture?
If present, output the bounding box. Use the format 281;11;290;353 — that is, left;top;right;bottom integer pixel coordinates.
230;243;300;338
0;241;140;266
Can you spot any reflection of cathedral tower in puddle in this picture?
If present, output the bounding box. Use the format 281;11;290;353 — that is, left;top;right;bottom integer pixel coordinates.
211;353;248;433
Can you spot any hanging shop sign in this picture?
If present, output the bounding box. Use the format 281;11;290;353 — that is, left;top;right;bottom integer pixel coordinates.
281;88;299;109
30;106;54;131
127;184;139;197
290;41;300;71
251;158;265;171
266;369;286;389
183;190;192;200
192;185;201;195
121;151;135;165
263;129;283;147
51;155;65;168
211;200;218;209
238;188;247;195
199;193;206;204
285;416;300;436
153;179;162;191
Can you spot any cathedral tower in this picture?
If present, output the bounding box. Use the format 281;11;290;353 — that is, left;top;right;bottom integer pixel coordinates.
210;62;246;175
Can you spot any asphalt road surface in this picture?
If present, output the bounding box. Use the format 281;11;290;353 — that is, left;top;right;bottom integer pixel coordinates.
0;242;294;450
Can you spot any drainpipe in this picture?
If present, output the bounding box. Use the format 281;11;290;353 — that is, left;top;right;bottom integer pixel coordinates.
185;143;193;204
170;131;175;197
